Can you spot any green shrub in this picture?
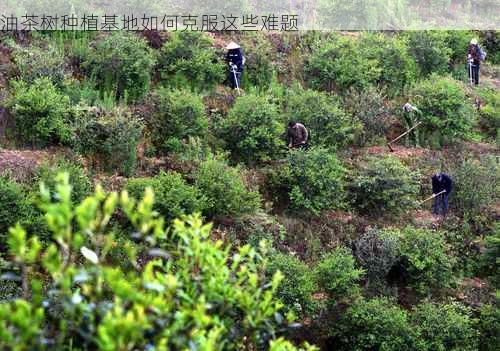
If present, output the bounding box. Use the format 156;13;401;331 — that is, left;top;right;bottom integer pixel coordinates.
74;106;144;176
334;297;416;351
411;301;478;351
344;87;392;146
444;30;475;64
477;304;500;351
194;158;261;218
217;93;284;165
281;147;347;215
353;228;400;287
284;87;356;148
480;31;500;64
358;33;417;94
404;31;452;76
267;253;316;317
314;247;364;305
349;156;419;216
126;172;207;225
481;223;500;287
0;176;27;251
476;88;500;141
148;88;208;155
159;32;225;90
450;155;500;219
9;78;73;146
25;159;93;245
12;43;67;86
238;33;276;88
306;36;381;92
398;226;456;295
0;173;314;351
411;75;475;146
84;32;156;101
33;159;92;204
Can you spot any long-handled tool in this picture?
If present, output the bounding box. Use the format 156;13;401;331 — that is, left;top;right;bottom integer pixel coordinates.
387;121;422;152
419;189;446;205
468;57;474;86
230;63;241;95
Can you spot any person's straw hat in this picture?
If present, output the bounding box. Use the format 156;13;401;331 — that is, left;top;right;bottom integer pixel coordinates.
226;41;240;50
470;38;478;45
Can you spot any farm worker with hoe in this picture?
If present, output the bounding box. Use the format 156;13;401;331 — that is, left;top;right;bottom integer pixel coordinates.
431;172;453;216
225;41;246;91
467;38;486;86
402;102;422;147
287;121;309;149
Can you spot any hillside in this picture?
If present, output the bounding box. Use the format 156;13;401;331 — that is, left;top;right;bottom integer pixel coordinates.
0;30;499;350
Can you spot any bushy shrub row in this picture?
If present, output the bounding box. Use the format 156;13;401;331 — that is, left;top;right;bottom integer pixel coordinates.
333;298;480;351
127;157;261;220
267;247;363;318
354;226;456;296
0;174;314;351
74;106;144;176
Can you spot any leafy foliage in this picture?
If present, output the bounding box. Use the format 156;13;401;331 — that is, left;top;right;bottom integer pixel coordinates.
9;78;73;146
404;31;452;77
477;304;500;351
33;159;92;205
159;32;225;90
126;171;207;225
12;43;67;86
217;93;285;164
398;227;456;295
74;106;144;176
343;87;392;146
148;88;208;155
411;75;475;146
314;247;364;305
280;147;347;215
194;158;261;219
410;301;478;351
353;228;400;287
334;297;416;351
349;156;420;216
358;33;417;94
267;252;316;317
0;176;27;251
238;33;276;87
284;87;357;148
84;32;156;101
481;223;500;288
450;155;500;219
0;173;314;351
306;36;381;92
476;87;500;141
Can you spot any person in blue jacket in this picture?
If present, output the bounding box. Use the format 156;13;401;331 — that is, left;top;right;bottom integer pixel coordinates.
431;172;453;216
225;41;245;90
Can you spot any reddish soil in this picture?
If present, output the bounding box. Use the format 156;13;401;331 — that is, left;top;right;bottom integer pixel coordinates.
0;148;52;181
410;209;443;228
353;145;432;159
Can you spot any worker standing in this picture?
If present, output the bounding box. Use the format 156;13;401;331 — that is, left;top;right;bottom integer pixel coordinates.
431;172;453;216
225;42;245;91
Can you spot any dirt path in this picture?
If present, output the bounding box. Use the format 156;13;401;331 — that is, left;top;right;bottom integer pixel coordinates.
0;148;58;181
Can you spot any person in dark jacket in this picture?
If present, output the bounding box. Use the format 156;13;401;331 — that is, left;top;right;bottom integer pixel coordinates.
225;42;245;90
287;121;309;149
467;38;482;85
431;172;453;216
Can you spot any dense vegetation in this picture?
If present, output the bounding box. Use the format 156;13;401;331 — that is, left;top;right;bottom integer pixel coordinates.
0;30;498;350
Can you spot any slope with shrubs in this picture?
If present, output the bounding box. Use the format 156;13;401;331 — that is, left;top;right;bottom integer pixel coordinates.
0;30;498;350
